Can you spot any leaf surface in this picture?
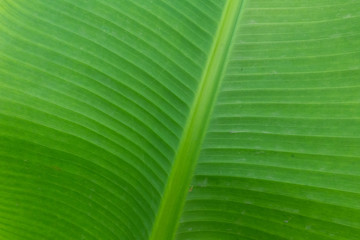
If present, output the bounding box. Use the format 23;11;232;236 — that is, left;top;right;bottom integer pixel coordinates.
0;0;360;240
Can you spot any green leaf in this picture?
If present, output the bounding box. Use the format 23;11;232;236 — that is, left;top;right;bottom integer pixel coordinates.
1;0;360;239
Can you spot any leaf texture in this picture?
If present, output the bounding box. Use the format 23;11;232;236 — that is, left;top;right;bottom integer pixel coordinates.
0;0;225;239
0;0;360;240
179;1;360;239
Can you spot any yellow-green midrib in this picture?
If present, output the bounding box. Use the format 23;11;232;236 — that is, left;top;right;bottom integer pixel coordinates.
150;1;245;239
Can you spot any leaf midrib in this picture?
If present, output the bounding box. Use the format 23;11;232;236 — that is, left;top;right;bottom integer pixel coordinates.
149;1;245;239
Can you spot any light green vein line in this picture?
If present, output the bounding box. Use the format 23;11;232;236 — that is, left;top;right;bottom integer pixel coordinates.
149;1;245;239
